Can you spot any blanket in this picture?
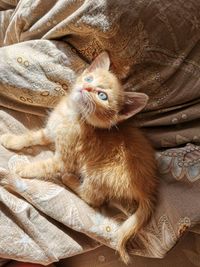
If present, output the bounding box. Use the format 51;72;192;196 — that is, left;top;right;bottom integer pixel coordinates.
0;0;200;264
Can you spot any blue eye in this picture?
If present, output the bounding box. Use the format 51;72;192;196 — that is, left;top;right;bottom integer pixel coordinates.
84;76;93;83
98;91;108;101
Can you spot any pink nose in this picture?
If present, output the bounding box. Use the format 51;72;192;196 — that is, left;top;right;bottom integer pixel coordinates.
83;87;93;92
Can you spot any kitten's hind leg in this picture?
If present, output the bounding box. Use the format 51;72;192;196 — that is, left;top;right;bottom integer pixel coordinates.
0;129;52;151
62;173;81;194
79;181;106;208
62;174;105;208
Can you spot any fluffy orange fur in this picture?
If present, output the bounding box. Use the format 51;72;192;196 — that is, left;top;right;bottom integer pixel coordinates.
0;52;158;264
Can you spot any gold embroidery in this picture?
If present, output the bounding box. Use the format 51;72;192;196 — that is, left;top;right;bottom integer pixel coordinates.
106;226;111;232
41;91;50;96
24;61;29;67
17;57;23;63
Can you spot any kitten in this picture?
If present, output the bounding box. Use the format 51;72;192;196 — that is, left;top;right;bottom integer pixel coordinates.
0;52;158;264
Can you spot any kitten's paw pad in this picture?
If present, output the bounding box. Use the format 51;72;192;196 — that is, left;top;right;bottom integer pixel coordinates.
0;134;23;150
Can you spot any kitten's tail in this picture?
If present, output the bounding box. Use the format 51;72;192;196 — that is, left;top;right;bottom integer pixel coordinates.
117;198;154;264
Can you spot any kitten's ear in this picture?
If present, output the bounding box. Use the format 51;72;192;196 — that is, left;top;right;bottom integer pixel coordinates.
87;51;110;72
118;92;149;121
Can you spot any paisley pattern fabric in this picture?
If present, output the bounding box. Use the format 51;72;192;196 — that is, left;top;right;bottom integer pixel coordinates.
0;0;200;265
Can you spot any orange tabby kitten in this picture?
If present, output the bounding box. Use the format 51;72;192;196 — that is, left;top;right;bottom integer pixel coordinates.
0;52;158;264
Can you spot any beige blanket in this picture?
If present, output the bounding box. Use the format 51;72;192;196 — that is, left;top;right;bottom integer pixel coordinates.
0;0;200;265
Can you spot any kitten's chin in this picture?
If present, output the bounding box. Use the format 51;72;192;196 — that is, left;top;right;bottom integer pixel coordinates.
70;90;82;102
70;91;84;111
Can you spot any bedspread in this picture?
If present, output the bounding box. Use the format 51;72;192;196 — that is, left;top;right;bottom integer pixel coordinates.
0;0;200;265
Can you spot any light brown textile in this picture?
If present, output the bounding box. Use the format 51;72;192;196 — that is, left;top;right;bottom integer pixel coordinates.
0;0;200;265
59;233;200;267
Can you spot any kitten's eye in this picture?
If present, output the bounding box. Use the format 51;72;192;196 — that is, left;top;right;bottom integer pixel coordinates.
98;91;108;101
84;76;93;83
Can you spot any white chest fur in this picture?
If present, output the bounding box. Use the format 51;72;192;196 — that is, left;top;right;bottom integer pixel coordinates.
46;101;78;141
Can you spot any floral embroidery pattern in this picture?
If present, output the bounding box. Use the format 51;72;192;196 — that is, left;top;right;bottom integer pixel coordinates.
157;143;200;182
178;217;191;237
128;215;177;258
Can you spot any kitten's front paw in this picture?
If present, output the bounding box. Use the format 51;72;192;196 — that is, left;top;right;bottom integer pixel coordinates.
14;163;34;178
0;134;24;150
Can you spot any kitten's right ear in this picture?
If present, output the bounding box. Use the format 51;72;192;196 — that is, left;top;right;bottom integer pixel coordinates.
87;51;110;72
118;92;149;122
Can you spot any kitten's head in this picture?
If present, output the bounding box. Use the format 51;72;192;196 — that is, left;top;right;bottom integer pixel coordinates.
71;52;148;128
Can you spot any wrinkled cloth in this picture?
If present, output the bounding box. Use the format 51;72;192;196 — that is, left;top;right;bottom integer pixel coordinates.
0;0;200;265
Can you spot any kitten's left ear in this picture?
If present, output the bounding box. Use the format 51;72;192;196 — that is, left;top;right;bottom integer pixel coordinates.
118;92;149;121
87;51;110;72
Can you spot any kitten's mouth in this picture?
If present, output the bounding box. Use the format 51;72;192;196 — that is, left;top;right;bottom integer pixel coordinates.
76;87;94;102
72;87;92;104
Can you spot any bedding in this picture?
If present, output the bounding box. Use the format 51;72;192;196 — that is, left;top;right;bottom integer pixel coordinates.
0;0;200;265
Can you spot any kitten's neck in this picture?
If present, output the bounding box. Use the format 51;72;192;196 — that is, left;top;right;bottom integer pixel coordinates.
62;97;94;132
63;97;80;121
